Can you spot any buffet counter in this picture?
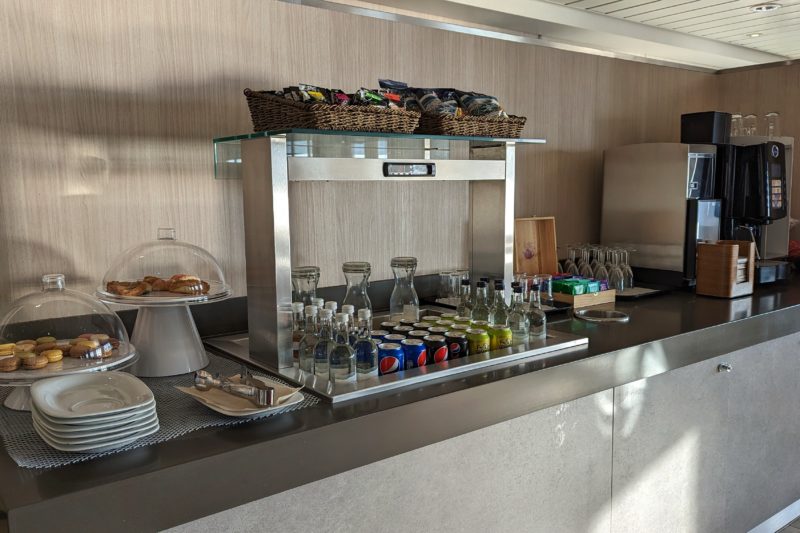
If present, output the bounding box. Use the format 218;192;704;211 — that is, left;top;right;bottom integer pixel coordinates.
2;282;800;532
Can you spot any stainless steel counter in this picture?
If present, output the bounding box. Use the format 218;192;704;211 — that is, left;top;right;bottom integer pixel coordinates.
1;281;799;532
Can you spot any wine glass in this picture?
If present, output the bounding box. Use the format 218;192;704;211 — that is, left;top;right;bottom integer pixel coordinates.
621;248;635;289
608;249;625;292
578;248;593;278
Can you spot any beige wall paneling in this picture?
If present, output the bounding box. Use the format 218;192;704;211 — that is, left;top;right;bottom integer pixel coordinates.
718;63;800;240
0;0;721;306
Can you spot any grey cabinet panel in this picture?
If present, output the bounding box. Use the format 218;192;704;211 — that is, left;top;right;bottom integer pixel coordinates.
168;390;614;533
724;333;800;531
611;354;732;533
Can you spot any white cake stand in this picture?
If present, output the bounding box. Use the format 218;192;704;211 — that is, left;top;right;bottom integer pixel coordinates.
97;282;230;378
0;347;139;411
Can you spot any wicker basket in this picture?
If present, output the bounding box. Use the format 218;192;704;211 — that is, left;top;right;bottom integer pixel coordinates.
415;113;527;138
243;89;421;134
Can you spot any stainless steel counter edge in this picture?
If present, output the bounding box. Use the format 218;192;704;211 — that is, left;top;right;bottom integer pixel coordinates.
3;285;800;532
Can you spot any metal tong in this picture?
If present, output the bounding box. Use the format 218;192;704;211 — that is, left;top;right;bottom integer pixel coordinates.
194;369;275;407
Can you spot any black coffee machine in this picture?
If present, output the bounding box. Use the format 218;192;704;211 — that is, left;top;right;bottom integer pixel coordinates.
682;112;790;284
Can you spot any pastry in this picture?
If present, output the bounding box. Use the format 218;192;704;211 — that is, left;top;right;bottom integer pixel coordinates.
41;349;63;363
143;276;170;291
69;345;102;359
90;334;110;343
70;338;84;345
108;338;121;349
0;355;21;372
0;350;14;358
0;343;16;351
168;275;210;295
34;342;57;353
16;352;36;363
23;353;48;369
79;333;95;340
15;340;36;346
100;342;114;358
55;341;72;353
76;339;100;349
36;336;56;344
14;343;35;353
105;280;152;297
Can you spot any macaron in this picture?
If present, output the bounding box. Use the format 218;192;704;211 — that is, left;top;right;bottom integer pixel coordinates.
34;342;57;353
0;343;16;352
36;336;56;344
90;334;110;343
0;355;21;372
76;340;100;349
42;349;63;363
23;353;48;369
14;344;35;353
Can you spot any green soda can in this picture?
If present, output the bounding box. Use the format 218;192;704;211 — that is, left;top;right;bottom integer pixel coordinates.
454;316;472;325
466;328;490;354
489;325;513;350
439;312;458;321
421;316;440;324
451;324;470;332
435;320;454;329
472;320;491;331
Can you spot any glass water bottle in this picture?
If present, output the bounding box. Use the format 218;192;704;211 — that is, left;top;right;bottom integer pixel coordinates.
291;302;305;364
456;278;473;318
389;257;420;321
342;261;372;314
313;309;335;378
353;308;378;379
291;266;320;306
471;281;492;322
508;286;530;344
298;305;319;374
329;312;356;385
491;281;509;327
528;284;547;338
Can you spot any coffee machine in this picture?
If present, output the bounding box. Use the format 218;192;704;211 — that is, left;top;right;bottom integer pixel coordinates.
683;112;791;284
601;143;722;287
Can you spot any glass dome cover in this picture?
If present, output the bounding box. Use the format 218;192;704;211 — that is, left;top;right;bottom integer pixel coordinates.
0;274;136;379
98;228;230;305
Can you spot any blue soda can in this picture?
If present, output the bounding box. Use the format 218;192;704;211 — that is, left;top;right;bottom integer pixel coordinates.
401;339;427;369
378;343;404;375
371;330;390;344
383;333;406;343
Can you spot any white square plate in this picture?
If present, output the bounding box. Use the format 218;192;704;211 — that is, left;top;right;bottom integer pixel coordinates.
31;372;154;419
33;416;159;445
34;421;160;453
32;406;158;439
32;403;156;430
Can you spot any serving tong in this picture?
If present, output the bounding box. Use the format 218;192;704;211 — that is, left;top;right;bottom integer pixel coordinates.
194;368;275;407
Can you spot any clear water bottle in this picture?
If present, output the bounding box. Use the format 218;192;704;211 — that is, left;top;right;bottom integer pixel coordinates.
471;281;493;322
341;304;357;345
324;301;338;317
456;278;473;318
329;312;356;385
529;284;547;338
313;309;335;378
291;266;320;306
508;286;530;344
291;302;305;365
389;257;419;321
311;297;324;311
491;281;509;327
298;305;319;374
342;262;372;314
353;308;378;379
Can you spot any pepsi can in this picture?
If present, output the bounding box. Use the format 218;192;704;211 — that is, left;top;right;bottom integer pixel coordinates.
371;330;390;343
401;339;427;369
408;330;429;342
380;321;399;332
393;325;414;335
378;343;404;375
423;335;448;364
445;331;469;359
384;333;406;343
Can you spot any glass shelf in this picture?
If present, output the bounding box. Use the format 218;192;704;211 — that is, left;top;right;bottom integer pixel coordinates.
213;129;546;180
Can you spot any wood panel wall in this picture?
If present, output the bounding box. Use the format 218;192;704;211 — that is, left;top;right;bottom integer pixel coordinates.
0;0;719;306
718;63;800;240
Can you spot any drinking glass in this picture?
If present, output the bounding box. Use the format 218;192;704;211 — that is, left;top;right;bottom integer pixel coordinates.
743;114;758;136
763;112;781;139
730;114;743;137
621;248;635;289
608;249;625;291
534;274;553;303
438;270;453;299
565;246;580;276
578;248;593;278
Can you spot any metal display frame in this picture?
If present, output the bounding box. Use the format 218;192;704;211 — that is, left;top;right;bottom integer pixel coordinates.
212;129;589;402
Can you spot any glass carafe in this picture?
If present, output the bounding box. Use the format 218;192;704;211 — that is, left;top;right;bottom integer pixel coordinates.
342;262;372;313
291;266;320;306
389;257;419;321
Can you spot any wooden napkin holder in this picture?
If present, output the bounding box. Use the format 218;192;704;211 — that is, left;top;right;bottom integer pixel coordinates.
514;216;558;275
696;240;755;298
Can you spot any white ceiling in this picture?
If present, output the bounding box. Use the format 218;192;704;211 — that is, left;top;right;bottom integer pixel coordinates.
302;0;795;70
547;0;800;59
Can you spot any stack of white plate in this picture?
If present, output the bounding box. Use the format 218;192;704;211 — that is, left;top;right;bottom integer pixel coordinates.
30;372;158;453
